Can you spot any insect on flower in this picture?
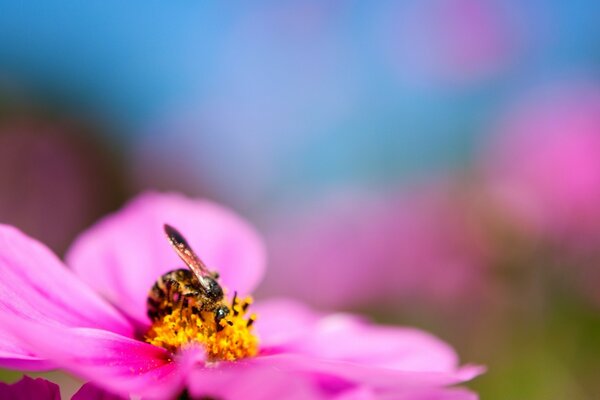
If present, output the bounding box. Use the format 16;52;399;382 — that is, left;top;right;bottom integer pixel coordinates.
0;193;483;399
147;224;232;330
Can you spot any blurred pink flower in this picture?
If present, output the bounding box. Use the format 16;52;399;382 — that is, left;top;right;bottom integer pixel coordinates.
260;184;489;310
481;82;600;303
0;376;123;400
0;192;482;399
379;0;525;86
483;83;600;236
0;122;125;255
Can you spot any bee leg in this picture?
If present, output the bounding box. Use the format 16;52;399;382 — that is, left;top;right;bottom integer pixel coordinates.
179;296;187;314
164;279;180;300
163;279;184;314
180;292;199;315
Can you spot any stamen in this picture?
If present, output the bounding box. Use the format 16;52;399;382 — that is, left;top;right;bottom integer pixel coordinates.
232;292;239;316
145;295;258;361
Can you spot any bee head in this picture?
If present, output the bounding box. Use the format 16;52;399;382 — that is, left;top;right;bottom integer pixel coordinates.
214;304;230;331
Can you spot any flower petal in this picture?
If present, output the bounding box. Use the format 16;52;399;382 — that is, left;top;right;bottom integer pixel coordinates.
0;311;196;399
0;225;132;341
253;298;320;349
188;361;479;400
66;192;266;326
334;386;479;400
0;376;60;400
254;353;482;391
187;362;327;400
255;299;457;371
297;315;460;372
72;382;127;400
0;329;55;370
254;299;483;390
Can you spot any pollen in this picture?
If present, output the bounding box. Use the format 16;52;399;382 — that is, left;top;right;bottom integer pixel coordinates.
145;295;258;361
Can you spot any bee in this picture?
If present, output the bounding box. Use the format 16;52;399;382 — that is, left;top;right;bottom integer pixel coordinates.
147;224;230;330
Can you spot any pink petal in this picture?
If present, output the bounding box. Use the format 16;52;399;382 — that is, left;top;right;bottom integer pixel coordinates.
0;376;60;400
254;299;483;390
332;386;378;400
0;330;55;370
253;354;482;390
0;312;196;399
187;361;327;400
0;224;132;367
256;299;456;371
252;298;320;349
391;388;479;400
72;383;127;400
334;386;478;400
66;192;266;326
188;358;477;400
297;315;460;372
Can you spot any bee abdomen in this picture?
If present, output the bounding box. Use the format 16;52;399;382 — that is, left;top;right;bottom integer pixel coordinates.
147;269;198;321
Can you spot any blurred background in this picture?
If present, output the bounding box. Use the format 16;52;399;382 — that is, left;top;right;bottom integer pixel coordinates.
1;1;599;399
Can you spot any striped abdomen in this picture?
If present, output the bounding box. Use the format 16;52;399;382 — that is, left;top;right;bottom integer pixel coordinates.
147;269;202;321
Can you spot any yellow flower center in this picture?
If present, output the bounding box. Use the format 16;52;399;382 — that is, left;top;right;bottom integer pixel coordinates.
145;295;258;361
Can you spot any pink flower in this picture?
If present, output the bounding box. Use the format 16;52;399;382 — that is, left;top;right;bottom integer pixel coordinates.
481;82;600;304
0;192;482;399
378;0;524;87
483;82;600;240
0;124;125;254
261;185;488;309
0;376;122;400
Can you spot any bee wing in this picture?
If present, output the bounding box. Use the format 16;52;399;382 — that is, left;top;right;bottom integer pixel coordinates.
164;224;212;283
